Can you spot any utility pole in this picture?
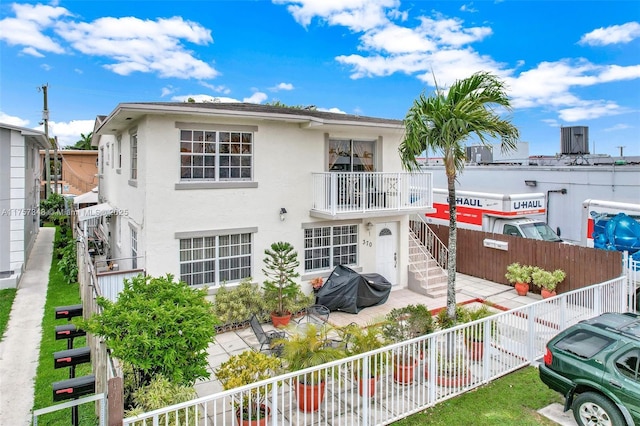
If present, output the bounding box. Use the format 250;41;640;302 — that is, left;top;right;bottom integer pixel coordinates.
616;146;625;157
53;136;59;194
39;84;51;198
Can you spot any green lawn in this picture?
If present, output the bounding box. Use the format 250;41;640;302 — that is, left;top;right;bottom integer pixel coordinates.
32;227;97;425
0;288;17;341
394;366;563;425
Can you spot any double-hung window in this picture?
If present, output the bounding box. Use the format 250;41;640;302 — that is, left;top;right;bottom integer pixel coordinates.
130;134;138;180
180;130;253;181
304;224;358;272
179;232;252;286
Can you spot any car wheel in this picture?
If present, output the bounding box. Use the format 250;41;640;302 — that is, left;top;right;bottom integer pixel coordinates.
572;392;625;426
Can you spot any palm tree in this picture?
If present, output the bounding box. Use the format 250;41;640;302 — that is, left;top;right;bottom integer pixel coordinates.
72;132;95;150
399;71;519;322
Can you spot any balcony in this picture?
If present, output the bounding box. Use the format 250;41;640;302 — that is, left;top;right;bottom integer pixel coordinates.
311;172;433;219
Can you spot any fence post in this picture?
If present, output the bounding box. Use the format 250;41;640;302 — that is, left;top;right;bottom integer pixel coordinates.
107;377;123;426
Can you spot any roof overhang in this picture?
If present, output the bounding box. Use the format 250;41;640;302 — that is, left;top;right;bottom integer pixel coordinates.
73;188;99;206
77;202;115;221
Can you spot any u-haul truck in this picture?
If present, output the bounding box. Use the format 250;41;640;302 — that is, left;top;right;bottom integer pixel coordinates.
581;199;640;261
425;189;562;242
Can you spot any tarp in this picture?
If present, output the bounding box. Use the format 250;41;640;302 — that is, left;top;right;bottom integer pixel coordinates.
315;265;391;314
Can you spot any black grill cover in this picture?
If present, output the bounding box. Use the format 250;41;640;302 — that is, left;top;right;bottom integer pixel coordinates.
315;265;391;313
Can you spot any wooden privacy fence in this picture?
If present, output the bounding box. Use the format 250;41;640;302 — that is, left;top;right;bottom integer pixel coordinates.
424;223;623;295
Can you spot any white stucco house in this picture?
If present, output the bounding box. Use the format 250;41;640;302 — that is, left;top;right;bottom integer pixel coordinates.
89;103;434;292
0;123;49;289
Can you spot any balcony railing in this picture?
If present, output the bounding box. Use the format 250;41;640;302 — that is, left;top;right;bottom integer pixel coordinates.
311;172;432;217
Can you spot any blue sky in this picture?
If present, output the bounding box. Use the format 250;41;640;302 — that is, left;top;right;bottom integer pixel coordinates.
1;0;639;156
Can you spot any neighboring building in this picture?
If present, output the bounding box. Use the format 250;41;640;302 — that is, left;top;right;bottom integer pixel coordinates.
91;102;434;290
39;149;98;198
0;123;49;289
425;163;640;244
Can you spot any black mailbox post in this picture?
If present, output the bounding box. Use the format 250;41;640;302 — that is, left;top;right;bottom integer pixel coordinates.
52;375;95;402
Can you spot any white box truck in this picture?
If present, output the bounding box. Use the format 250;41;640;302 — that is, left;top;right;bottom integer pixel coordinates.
581;199;640;261
424;189;562;242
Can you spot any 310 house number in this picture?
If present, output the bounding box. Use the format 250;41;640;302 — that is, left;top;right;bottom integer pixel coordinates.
362;239;373;247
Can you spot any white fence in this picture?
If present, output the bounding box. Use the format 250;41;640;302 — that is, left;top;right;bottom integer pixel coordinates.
123;273;636;426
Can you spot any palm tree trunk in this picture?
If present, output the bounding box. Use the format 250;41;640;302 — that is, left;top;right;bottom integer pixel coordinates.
446;175;457;322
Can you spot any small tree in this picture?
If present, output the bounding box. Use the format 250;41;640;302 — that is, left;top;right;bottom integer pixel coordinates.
262;242;300;316
83;274;217;393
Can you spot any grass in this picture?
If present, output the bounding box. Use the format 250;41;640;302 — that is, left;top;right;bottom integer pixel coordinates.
393;366;563;425
31;226;97;426
0;288;17;341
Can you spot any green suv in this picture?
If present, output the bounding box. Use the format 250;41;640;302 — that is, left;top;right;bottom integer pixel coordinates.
539;312;640;426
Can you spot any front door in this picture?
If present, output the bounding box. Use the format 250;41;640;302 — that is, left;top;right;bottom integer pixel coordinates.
376;222;398;285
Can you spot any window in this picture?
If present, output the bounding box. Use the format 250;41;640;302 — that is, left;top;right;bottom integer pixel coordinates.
554;330;615;359
616;349;639;381
179;233;251;286
130;134;138;180
111;143;114;169
180;130;252;181
117;137;122;169
304;225;358;272
131;228;138;269
328;139;375;172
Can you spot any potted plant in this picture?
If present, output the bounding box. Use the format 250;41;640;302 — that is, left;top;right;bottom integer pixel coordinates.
276;323;345;412
214;350;281;425
309;277;324;294
461;304;495;361
262;241;301;327
343;323;389;396
532;268;566;299
505;262;534;296
436;352;471;388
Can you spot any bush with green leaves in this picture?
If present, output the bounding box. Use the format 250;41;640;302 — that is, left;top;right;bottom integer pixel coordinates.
57;242;78;283
125;375;197;424
262;242;302;316
213;278;267;324
83;274;218;392
40;193;66;222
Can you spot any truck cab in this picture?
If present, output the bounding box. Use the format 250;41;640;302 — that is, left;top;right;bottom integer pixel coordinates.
488;217;563;242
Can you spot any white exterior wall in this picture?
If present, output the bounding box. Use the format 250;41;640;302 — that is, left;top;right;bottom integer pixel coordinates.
97;111;413;291
427;165;640;244
0;125;45;289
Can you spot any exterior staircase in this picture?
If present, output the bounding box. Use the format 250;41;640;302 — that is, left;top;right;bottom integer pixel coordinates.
408;215;450;298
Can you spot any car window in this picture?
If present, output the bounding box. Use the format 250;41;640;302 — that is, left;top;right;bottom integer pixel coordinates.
615;349;640;381
555;330;615;359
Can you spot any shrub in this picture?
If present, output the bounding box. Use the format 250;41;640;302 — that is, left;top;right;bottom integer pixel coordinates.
125;375;197;424
83;274;218;392
212;278;267;324
57;242;78;283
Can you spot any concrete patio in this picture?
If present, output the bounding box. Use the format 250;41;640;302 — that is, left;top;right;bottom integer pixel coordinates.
194;273;542;398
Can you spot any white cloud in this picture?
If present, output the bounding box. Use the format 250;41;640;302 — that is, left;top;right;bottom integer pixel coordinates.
0;111;30;127
270;82;294;91
318;107;346;114
460;3;478;13
171;94;238;103
21;46;45;57
244;92;268;103
199;82;231;94
579;22;640;46
558;101;623;122
604;123;632;132
44;119;95;147
0;3;69;55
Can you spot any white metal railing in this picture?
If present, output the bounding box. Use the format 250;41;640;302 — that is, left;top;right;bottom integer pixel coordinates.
311;172;432;216
123;275;633;426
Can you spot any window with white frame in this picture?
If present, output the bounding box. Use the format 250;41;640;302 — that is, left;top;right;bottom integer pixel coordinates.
131;228;138;269
328;139;375;172
304;224;358;272
179;232;251;286
130;133;138;180
117;136;122;169
179;130;252;181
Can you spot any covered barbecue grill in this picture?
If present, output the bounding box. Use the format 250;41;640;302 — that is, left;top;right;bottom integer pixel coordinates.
315;265;391;314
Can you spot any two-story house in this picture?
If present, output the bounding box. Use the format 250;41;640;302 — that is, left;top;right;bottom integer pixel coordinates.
0;123;49;289
90;103;434;292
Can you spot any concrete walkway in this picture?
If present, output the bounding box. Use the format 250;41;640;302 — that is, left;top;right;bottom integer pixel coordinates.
0;227;54;426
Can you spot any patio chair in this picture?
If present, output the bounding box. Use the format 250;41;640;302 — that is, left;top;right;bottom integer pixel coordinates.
297;304;330;325
249;314;286;355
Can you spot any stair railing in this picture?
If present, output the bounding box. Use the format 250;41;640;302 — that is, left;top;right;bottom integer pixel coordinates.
410;214;448;270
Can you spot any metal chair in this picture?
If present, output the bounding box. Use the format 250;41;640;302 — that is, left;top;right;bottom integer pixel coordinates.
249;314;286;355
298;304;330;325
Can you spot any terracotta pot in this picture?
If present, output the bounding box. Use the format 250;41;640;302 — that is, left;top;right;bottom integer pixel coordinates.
465;340;484;361
356;375;377;397
295;380;326;412
514;282;529;296
541;289;557;299
270;312;292;328
393;357;417;385
437;370;472;388
236;405;270;426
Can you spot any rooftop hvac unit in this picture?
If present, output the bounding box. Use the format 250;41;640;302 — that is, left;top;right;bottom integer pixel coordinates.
561;126;589;155
466;145;493;164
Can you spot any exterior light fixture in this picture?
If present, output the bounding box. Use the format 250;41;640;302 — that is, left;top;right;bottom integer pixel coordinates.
279;208;287;221
524;180;537;187
366;222;374;231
